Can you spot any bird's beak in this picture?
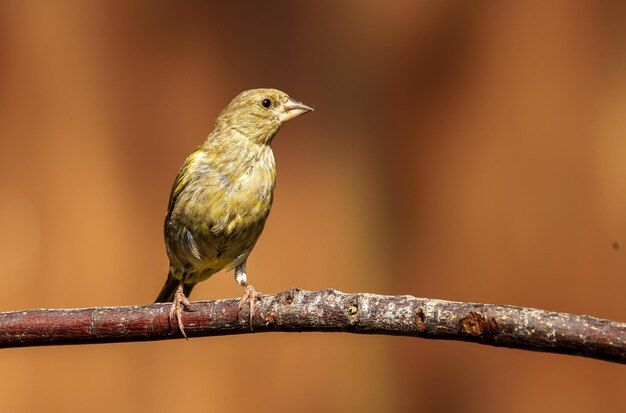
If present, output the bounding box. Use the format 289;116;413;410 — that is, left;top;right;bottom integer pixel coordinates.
279;97;314;123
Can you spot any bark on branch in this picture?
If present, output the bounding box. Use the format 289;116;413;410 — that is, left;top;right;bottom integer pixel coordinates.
0;289;624;363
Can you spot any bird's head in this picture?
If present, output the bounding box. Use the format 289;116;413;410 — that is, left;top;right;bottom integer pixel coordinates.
214;88;313;146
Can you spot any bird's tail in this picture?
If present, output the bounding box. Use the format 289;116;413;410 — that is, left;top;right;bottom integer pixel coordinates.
155;273;195;303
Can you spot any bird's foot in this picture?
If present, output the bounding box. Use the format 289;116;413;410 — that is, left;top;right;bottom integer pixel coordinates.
237;284;261;330
169;283;194;339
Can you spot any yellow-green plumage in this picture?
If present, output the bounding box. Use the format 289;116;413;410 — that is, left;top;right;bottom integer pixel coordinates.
156;88;312;303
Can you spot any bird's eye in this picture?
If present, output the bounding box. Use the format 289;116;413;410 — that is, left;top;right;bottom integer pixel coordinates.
261;98;272;108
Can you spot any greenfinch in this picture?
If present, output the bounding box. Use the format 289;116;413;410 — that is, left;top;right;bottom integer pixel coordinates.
155;88;313;337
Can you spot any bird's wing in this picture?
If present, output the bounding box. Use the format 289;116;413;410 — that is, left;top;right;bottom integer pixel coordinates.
163;149;205;243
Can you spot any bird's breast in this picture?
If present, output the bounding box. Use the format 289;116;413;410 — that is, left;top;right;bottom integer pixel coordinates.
216;162;276;234
177;149;276;235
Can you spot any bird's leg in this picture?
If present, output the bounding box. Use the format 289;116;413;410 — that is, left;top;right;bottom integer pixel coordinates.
169;273;193;339
235;261;260;329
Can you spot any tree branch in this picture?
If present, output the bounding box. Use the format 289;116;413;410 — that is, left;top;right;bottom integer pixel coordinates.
0;288;624;363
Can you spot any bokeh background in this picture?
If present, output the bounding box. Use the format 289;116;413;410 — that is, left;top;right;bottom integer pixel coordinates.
0;1;625;412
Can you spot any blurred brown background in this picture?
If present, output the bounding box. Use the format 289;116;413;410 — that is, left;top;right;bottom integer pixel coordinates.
0;1;625;412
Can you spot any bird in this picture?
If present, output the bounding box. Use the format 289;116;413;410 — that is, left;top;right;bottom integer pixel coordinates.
155;88;313;338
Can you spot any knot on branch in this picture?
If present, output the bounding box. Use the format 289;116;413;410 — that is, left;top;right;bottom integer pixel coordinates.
415;308;426;333
347;296;360;326
278;288;302;305
459;311;499;338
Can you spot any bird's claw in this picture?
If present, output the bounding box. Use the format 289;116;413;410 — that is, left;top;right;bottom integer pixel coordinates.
237;284;261;331
169;283;194;339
